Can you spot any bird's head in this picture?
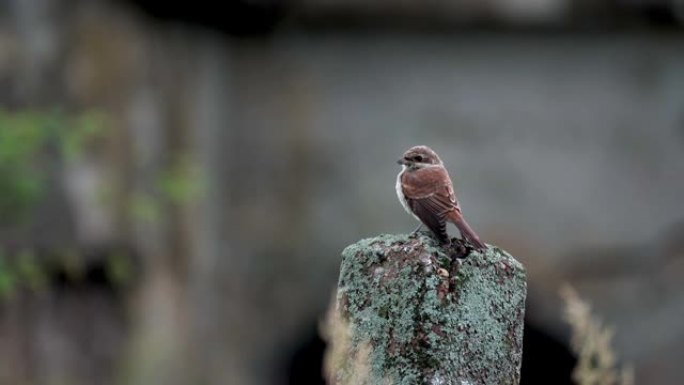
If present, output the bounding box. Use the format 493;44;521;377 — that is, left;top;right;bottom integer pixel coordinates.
397;145;443;169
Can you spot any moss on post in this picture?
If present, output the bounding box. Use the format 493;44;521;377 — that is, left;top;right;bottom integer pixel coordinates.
323;233;526;385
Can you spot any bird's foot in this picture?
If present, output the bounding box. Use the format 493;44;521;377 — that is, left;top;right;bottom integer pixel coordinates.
446;238;469;260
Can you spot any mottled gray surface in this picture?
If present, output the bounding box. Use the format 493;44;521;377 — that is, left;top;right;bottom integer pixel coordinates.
333;233;526;385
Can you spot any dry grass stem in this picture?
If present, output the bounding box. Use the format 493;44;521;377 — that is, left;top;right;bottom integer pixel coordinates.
560;284;633;385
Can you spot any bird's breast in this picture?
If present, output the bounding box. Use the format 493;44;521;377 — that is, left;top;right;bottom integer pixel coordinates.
396;168;419;220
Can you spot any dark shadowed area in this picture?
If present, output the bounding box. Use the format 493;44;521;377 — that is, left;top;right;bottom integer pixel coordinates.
0;0;683;384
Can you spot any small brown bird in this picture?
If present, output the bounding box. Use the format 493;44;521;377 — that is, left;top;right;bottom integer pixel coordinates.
396;145;486;249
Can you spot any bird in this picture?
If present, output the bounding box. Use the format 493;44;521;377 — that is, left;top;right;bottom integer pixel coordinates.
396;145;486;250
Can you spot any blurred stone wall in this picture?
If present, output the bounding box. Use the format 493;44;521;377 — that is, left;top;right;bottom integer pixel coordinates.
0;0;683;384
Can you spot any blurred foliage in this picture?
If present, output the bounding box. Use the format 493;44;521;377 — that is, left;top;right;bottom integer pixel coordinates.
561;285;634;385
0;249;18;299
0;107;195;302
0;245;136;302
0;108;106;224
15;248;48;292
61;247;86;282
0;247;47;299
0;108;140;302
128;154;204;223
129;192;161;223
158;155;204;205
0;108;199;303
107;250;134;287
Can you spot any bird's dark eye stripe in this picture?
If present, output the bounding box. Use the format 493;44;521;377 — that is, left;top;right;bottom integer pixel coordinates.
414;155;423;161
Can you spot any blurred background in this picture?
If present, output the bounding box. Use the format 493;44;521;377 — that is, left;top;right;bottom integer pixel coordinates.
1;0;683;384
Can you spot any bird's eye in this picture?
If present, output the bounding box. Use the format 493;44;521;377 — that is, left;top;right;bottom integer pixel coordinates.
414;155;423;162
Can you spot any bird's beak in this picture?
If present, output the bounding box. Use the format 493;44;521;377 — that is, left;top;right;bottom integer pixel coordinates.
397;158;409;166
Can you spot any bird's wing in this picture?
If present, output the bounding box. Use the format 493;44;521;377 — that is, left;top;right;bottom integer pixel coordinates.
401;166;460;243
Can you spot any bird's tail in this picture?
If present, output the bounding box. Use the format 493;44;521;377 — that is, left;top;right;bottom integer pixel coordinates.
447;210;486;250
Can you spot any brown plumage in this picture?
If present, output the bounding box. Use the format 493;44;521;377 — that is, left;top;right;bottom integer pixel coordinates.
396;145;486;249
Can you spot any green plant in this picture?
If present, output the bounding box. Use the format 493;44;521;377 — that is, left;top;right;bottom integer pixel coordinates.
0;108;106;223
128;154;204;223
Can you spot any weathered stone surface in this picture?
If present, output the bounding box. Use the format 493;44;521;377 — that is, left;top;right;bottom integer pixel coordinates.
327;232;526;385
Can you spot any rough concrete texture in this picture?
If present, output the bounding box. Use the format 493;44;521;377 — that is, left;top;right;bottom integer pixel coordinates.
330;232;526;385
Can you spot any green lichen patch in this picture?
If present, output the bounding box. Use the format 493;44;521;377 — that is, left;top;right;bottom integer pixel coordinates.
333;233;527;385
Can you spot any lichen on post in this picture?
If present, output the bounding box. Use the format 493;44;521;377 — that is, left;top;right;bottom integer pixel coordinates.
323;232;527;385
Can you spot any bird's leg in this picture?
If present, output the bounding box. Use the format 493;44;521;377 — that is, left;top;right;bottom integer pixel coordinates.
411;224;423;235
